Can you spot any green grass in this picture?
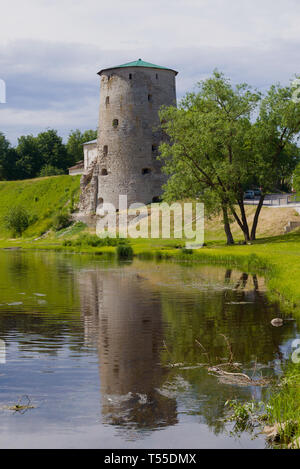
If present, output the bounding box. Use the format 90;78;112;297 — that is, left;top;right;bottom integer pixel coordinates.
266;363;300;448
0;175;81;238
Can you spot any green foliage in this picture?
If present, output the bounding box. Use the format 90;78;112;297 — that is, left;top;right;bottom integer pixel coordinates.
0;132;19;180
15;135;41;179
225;399;265;434
293;162;300;193
3;206;30;237
39;165;65;177
36;129;70;171
63;233;128;248
66;129;97;166
266;363;300;447
0;128;96;181
116;244;134;259
52;212;72;231
159;71;300;243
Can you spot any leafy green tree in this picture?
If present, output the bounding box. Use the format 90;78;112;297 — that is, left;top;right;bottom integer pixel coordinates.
159;72;260;244
4;206;30;237
159;72;300;243
66;129;97;165
36;129;69;171
15;135;41;179
0;133;19;180
293;163;300;193
248;83;300;238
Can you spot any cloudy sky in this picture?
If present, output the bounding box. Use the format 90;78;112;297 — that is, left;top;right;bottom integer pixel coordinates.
0;0;300;144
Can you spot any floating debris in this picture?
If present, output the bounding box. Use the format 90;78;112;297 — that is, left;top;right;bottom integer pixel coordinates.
271;318;284;327
208;366;270;387
2;395;35;414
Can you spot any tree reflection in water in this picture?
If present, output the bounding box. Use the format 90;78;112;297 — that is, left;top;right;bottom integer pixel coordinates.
77;262;296;437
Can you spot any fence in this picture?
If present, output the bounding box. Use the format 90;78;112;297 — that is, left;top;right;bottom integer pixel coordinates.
244;194;300;207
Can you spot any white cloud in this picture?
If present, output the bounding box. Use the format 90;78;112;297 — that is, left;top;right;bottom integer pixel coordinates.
0;0;300;143
1;0;300;48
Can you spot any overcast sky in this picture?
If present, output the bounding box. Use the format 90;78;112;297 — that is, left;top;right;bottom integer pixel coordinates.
0;0;300;144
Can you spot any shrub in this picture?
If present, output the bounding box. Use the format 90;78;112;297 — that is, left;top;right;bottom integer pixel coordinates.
62;240;72;246
181;247;193;255
116;245;133;260
61;233;129;248
3;206;30;237
39;165;65;177
52;212;72;231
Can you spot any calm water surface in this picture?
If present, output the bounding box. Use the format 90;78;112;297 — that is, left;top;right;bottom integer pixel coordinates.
0;250;299;449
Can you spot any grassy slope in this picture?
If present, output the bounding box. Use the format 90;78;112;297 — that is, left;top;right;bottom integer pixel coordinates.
0;175;81;238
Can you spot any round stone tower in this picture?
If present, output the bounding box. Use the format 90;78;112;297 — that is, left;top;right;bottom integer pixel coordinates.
90;59;178;211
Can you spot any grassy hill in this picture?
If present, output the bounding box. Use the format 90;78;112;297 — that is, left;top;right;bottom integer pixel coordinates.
0;175;81;238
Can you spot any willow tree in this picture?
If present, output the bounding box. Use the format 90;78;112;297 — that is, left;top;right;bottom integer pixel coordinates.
159;72;300;244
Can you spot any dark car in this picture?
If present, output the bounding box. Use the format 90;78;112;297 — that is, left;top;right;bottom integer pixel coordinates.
253;188;262;196
244;190;255;200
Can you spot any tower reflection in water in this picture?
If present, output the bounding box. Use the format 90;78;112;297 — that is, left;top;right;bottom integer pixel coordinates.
78;268;177;432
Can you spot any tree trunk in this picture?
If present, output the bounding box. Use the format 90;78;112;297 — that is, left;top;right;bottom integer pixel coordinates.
229;203;250;243
222;204;234;245
250;194;265;240
237;199;250;242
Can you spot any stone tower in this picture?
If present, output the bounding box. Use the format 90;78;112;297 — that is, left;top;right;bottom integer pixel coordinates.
80;59;178;213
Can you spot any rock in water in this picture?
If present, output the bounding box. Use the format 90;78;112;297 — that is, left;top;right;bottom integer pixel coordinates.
271;318;284;327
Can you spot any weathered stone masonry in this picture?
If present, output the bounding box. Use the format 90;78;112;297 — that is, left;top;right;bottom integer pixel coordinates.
79;59;178;214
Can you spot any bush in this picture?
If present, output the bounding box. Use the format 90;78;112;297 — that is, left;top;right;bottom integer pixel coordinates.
39;165;65;177
62;233;128;248
116;245;133;260
3;206;30;237
52;212;72;231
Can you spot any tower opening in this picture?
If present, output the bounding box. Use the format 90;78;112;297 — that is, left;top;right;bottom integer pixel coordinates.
106;96;110;106
101;169;108;176
103;145;108;156
142;168;151;175
148;94;152;102
112;119;119;127
129;73;132;80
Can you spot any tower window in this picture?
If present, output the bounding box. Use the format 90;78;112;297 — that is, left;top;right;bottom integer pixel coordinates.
106;96;109;105
156;73;158;80
101;169;108;176
148;94;152;102
152;144;157;153
142;168;151;175
103;145;108;156
129;73;132;80
112;119;119;127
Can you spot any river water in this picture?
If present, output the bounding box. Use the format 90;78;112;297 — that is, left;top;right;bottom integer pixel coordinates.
0;250;298;449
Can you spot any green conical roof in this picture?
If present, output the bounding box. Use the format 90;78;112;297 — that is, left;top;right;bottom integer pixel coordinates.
98;58;178;75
